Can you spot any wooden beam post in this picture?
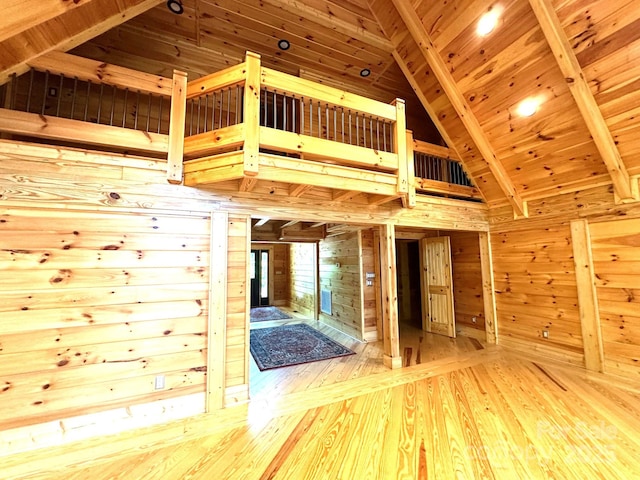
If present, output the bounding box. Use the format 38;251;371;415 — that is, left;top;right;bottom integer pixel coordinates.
405;130;416;208
570;219;605;372
392;98;408;203
243;52;261;176
383;0;527;218
167;70;187;184
528;0;637;203
379;223;401;369
478;232;498;344
207;212;229;412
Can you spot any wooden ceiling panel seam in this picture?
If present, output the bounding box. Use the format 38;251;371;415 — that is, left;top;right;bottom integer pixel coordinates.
382;0;527;217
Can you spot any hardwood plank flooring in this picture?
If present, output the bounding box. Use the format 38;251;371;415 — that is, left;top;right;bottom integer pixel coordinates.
249;311;484;401
5;346;640;480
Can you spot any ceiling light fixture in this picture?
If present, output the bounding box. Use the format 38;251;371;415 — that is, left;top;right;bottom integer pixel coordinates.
360;68;371;77
167;0;184;14
517;97;540;117
477;8;501;36
278;39;291;51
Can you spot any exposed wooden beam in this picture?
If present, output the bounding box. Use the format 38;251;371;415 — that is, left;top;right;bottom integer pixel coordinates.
376;0;527;218
279;220;300;229
332;190;360;202
368;194;398;206
290;184;313;198
239;176;258;192
254;218;270;227
528;0;636;203
0;0;164;85
308;222;326;229
379;223;401;369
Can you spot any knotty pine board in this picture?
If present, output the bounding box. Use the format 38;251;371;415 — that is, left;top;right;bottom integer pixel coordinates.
449;231;486;332
288;242;316;317
318;231;364;340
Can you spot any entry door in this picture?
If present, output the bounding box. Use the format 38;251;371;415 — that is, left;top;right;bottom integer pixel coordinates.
250;249;270;307
420;236;456;337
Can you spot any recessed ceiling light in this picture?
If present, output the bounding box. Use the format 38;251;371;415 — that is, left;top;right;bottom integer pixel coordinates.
166;0;184;15
477;8;501;36
517;97;540;117
360;68;371;77
278;39;291;51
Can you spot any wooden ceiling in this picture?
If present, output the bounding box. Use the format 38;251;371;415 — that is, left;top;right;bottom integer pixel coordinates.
2;0;640;213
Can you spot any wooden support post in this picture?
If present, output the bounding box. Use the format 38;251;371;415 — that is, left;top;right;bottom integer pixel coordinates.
379;223;401;369
167;70;187;184
478;231;497;344
243;52;261;176
570;219;605;372
393;99;408;203
207;212;228;412
405;130;416;208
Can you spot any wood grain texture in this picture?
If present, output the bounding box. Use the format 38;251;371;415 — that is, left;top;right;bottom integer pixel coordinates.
4;347;640;479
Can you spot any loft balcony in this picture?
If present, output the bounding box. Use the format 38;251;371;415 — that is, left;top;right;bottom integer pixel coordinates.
0;51;480;207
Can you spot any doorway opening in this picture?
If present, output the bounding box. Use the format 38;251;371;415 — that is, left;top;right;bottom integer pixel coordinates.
396;240;422;329
250;248;270;307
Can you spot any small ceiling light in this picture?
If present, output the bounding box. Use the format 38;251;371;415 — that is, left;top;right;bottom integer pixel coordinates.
167;0;184;14
477;8;501;36
278;39;291;51
360;68;371;77
517;97;540;117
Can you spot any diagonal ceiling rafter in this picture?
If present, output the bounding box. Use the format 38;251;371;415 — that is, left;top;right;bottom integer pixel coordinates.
0;0;163;85
367;0;527;218
528;0;638;203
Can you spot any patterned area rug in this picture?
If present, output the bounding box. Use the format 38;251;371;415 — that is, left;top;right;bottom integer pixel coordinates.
250;323;355;371
250;306;292;323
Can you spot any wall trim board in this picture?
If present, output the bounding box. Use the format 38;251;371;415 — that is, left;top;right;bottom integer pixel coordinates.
207;212;228;412
570;219;605;373
479;231;498;344
0;392;205;458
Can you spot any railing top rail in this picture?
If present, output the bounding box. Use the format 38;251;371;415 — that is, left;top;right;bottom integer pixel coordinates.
413;139;460;161
260;66;398;122
27;51;174;97
186;62;247;99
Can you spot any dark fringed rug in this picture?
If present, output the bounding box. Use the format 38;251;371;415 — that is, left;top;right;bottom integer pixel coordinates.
250;323;355;371
250;306;292;323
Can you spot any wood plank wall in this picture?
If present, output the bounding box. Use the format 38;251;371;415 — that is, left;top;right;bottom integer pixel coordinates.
0;140;249;442
288;242;315;317
449;231;485;336
589;218;640;380
318;231;364;340
490;184;640;377
0;207;210;431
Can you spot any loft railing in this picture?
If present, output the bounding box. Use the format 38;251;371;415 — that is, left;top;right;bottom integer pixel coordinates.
183;52;409;204
411;139;481;200
0;51;186;183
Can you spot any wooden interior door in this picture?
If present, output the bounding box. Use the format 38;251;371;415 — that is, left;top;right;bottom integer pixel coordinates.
420;236;456;337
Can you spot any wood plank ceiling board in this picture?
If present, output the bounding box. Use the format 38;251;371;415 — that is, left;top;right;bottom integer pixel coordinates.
557;0;640;176
0;0;164;84
529;0;635;202
71;0;440;140
372;0;527;215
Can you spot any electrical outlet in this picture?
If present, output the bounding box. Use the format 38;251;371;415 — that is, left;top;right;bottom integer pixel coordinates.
542;330;549;339
154;375;165;390
471;316;477;324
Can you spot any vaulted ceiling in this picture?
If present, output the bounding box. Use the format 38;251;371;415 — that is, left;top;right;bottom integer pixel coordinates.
1;0;639;214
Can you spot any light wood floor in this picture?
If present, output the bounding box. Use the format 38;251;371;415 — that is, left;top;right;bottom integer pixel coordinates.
5;345;640;479
249;309;485;401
